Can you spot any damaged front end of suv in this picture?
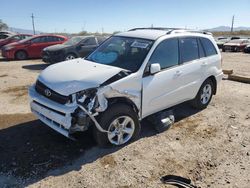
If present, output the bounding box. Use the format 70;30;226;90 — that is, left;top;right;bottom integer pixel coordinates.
29;35;153;146
29;60;142;140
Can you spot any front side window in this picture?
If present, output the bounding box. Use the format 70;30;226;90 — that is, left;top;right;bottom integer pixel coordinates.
64;36;85;45
149;38;179;69
31;37;42;43
86;36;153;72
84;37;97;45
200;38;217;56
179;38;199;63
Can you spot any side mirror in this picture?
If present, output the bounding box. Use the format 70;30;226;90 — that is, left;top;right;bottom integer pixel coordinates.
150;63;161;74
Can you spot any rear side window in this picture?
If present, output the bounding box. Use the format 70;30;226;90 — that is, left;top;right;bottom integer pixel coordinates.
179;38;199;63
149;38;179;69
200;38;217;56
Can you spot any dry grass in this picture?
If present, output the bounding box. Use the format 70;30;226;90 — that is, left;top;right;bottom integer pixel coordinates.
2;85;29;98
212;30;250;37
0;74;8;77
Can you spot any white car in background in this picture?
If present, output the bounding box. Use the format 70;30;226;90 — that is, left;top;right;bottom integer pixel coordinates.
29;28;223;147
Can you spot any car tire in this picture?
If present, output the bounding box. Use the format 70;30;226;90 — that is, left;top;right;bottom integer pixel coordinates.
222;48;225;52
191;79;214;110
93;103;141;147
15;50;27;60
65;53;77;61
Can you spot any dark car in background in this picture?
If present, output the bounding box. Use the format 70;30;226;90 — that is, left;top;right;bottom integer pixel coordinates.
0;31;15;39
1;34;67;60
0;34;32;49
42;36;107;63
222;39;250;52
244;44;250;53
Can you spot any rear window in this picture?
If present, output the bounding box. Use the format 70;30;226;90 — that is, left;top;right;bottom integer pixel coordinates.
200;38;217;56
179;38;199;63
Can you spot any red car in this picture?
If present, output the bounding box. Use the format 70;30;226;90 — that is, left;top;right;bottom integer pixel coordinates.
1;34;68;60
0;34;32;49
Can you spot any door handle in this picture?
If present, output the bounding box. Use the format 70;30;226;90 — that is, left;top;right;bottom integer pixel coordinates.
174;70;182;77
201;62;208;66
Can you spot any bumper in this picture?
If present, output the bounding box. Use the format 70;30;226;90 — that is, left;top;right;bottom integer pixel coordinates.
29;85;78;138
215;72;223;85
223;45;244;52
42;51;65;63
1;49;14;59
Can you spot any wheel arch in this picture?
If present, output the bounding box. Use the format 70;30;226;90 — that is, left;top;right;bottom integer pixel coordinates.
205;75;217;95
15;49;28;59
65;51;78;58
107;97;139;116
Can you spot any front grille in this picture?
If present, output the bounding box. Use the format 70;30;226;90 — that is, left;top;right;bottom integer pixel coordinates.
35;80;71;104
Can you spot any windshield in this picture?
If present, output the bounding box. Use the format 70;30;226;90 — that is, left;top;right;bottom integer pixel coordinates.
18;36;34;43
63;36;85;45
85;36;153;72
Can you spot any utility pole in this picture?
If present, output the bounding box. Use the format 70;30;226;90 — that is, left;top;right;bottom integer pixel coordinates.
231;15;234;33
31;13;36;35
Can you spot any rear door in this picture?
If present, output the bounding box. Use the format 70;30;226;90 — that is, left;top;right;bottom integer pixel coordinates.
175;37;206;99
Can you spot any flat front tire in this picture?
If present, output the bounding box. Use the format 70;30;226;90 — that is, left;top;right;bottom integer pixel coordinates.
93;103;141;147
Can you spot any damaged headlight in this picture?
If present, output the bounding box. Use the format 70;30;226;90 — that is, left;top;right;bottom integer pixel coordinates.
75;88;98;112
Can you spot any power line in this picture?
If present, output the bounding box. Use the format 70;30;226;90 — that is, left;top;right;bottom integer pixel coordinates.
31;13;36;34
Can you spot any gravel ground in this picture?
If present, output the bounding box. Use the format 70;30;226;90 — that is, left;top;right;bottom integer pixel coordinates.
0;52;249;188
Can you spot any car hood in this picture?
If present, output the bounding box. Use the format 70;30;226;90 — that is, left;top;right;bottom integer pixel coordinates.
44;44;70;51
4;42;19;47
224;43;241;46
38;58;126;96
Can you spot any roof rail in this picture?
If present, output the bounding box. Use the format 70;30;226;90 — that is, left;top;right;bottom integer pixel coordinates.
128;27;183;31
169;29;212;35
128;27;212;35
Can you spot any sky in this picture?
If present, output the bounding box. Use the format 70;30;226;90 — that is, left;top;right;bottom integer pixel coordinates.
1;0;250;33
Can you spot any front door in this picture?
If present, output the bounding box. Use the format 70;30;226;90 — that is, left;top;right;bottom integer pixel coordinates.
142;38;183;118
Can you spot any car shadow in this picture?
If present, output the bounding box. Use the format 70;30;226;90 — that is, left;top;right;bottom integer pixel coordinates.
0;102;200;186
22;63;49;71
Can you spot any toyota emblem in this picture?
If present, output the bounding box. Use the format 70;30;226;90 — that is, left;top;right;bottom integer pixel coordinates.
44;89;52;97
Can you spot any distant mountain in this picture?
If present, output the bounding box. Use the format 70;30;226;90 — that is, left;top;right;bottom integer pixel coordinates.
207;26;250;32
8;27;44;34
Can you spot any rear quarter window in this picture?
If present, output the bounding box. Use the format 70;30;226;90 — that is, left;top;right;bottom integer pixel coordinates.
200;38;217;56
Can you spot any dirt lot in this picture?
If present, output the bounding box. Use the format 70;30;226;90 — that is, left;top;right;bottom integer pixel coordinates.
0;52;249;188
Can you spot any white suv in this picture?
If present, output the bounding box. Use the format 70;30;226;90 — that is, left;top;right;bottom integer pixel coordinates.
29;28;223;147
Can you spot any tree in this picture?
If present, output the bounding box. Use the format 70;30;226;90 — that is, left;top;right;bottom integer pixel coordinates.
0;19;8;31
